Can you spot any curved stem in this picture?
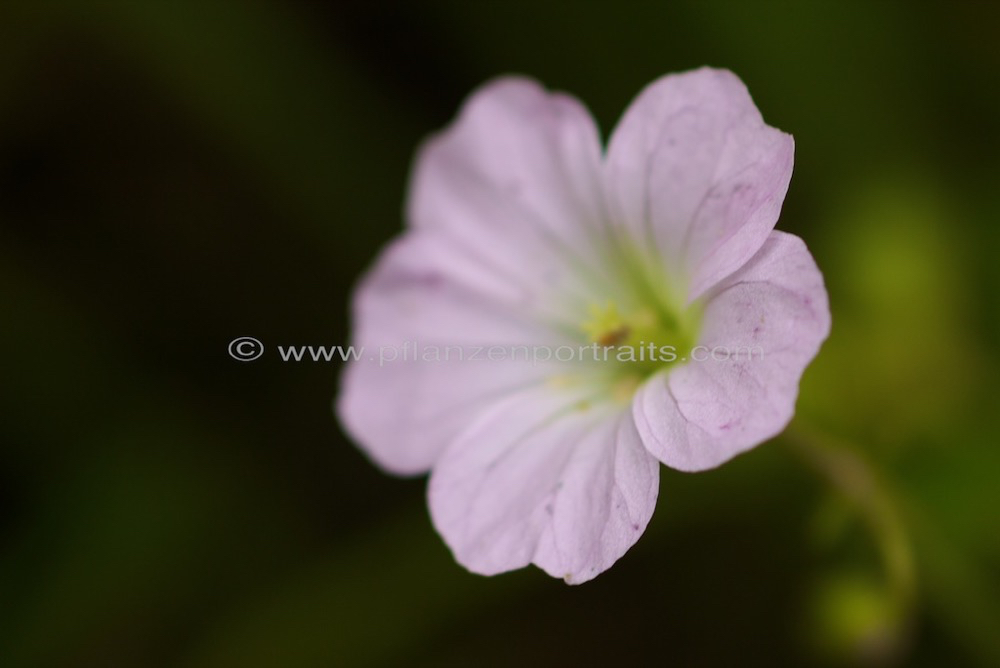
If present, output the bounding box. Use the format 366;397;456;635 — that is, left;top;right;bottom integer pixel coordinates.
782;419;917;613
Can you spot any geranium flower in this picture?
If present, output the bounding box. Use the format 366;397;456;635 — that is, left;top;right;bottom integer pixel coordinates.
337;68;830;584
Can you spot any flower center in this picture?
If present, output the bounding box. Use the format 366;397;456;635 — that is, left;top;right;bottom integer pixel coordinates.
551;241;703;405
579;294;701;400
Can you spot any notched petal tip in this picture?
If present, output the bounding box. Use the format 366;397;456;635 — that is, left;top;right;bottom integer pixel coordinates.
605;66;796;305
428;390;659;585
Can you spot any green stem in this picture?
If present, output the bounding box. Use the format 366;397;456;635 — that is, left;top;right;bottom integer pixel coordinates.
782;420;917;615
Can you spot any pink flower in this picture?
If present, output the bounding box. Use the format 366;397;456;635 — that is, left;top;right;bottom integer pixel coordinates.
337;68;830;584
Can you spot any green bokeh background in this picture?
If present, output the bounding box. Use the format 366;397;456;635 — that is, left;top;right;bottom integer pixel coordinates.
2;1;998;666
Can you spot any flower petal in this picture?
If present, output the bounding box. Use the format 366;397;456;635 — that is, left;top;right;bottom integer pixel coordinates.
336;232;573;475
429;387;659;584
408;76;615;324
605;67;794;302
633;231;830;471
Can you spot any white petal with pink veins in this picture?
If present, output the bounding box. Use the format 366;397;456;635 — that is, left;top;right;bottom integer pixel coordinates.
605;68;794;302
633;231;830;471
429;386;659;584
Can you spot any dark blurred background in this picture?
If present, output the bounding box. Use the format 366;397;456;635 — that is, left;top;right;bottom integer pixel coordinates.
1;1;999;666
